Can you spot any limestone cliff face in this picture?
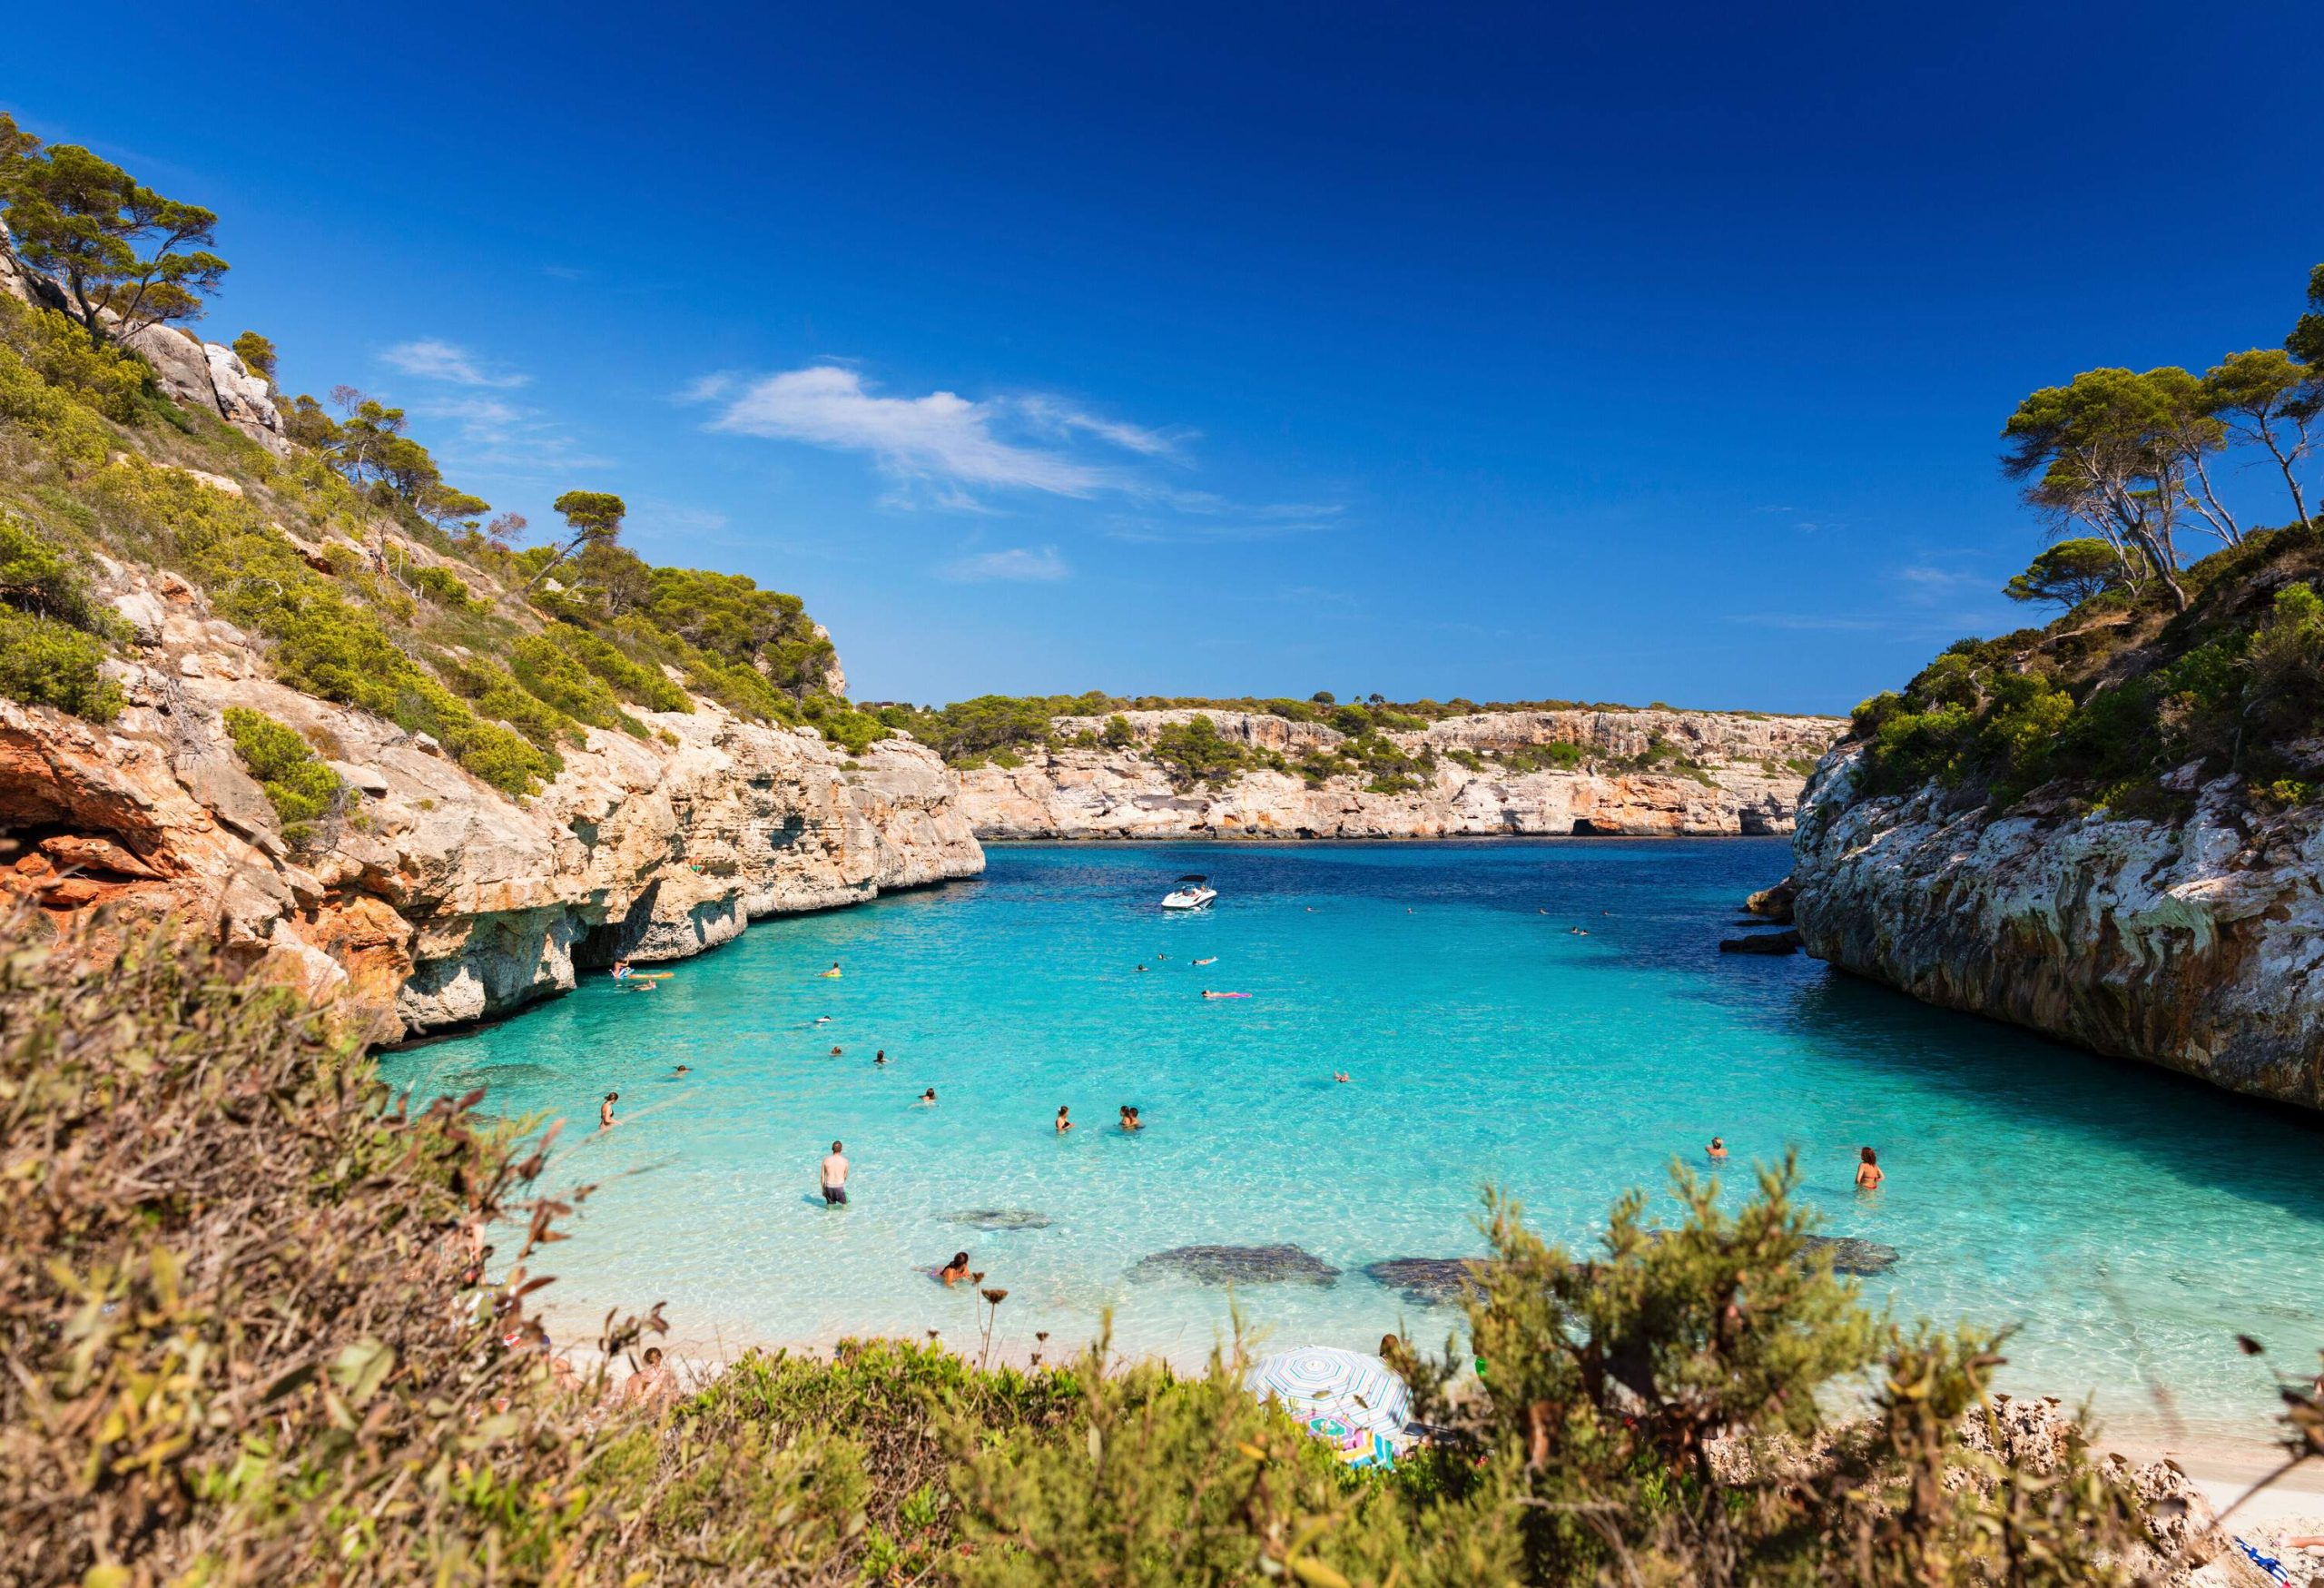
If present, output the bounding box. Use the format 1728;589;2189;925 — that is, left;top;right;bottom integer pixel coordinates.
0;564;981;1039
1790;748;2324;1111
956;709;1843;840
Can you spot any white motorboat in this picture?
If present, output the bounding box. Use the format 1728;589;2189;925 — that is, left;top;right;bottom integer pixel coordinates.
1160;873;1217;911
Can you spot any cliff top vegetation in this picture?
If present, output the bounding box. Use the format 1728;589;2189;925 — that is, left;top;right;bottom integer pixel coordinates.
0;112;888;795
1852;261;2324;820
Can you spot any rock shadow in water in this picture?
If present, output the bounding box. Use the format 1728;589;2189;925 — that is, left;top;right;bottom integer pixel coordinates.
949;1208;1054;1231
1129;1244;1341;1287
1799;1235;1899;1276
1364;1257;1492;1306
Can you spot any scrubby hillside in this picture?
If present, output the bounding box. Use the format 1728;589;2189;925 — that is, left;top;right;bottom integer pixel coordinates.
1795;261;2324;1108
0;120;976;1032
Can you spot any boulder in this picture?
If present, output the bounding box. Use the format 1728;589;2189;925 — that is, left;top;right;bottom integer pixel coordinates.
202;342;290;453
1128;1244;1341;1286
1720;929;1803;954
124;324;221;413
1745;876;1797;922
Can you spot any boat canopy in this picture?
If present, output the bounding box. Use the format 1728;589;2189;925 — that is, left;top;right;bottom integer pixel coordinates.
1175;874;1208;883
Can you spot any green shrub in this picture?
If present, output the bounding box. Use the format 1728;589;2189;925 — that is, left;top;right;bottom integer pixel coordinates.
221;705;342;843
510;632;638;734
0;606;122;721
0;343;113;470
0;295;148;421
438;655;581;755
0;512;106;629
409;564;478;609
550;622;691;713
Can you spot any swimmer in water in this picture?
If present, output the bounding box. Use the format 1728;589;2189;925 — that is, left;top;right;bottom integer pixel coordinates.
829;1045;843;1057
1708;1136;1727;1162
1055;1105;1072;1134
874;1050;886;1066
599;1091;618;1128
813;1016;832;1025
1855;1147;1885;1190
820;962;842;979
939;1250;971;1286
612;959;630;981
1119;1104;1142;1131
1137;964;1147;972
1334;1071;1351;1083
673;1064;691;1076
921;1088;937;1105
1193;956;1216;966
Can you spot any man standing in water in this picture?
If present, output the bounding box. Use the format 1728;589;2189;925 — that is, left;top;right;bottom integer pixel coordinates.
821;1140;850;1206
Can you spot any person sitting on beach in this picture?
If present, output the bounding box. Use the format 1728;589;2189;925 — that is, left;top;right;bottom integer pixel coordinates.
1119;1104;1142;1130
1855;1146;1884;1189
939;1250;972;1286
600;1091;618;1129
1055;1105;1072;1134
625;1346;677;1406
1708;1136;1728;1162
920;1087;937;1105
821;1141;850;1205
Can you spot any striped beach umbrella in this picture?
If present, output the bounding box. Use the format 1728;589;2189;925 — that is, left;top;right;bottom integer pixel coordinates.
1245;1346;1412;1465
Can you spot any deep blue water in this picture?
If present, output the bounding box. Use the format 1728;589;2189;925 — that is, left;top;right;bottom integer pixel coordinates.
381;840;2324;1442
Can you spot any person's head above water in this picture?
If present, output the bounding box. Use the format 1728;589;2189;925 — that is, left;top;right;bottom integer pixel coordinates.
950;1250;969;1268
832;1139;843;1153
1860;1146;1878;1165
922;1088;935;1100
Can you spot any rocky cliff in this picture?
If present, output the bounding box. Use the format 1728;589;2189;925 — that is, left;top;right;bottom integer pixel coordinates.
956;708;1844;840
1;557;982;1040
1790;748;2324;1111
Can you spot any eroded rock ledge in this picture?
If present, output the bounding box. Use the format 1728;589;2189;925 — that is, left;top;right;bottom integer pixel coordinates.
956;708;1845;840
1791;748;2324;1111
0;567;981;1039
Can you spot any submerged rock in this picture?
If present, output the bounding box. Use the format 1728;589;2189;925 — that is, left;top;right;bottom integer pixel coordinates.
1364;1257;1490;1305
1745;877;1797;922
1799;1235;1899;1276
1719;929;1803;954
1129;1244;1341;1286
948;1208;1054;1231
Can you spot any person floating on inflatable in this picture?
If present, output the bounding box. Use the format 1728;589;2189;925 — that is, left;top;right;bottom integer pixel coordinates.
1200;990;1251;1000
819;962;843;979
611;959;657;989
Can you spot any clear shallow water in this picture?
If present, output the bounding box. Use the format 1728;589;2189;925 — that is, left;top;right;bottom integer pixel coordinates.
382;840;2324;1443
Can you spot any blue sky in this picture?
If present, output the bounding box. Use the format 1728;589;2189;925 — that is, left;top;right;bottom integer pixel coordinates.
9;2;2320;712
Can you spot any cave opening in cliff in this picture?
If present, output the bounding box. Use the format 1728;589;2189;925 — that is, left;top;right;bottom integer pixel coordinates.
1570;818;1612;835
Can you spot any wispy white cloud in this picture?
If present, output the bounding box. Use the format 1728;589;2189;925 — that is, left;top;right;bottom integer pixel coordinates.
939;545;1070;583
382;339;531;389
415;395;609;473
1019;395;1187;458
707;366;1113;498
1105;498;1345;544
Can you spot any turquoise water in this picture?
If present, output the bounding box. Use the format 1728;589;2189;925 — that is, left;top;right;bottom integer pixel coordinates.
382;840;2324;1443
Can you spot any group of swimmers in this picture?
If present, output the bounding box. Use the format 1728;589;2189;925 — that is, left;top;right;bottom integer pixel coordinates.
1050;1104;1145;1135
1705;1135;1885;1189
